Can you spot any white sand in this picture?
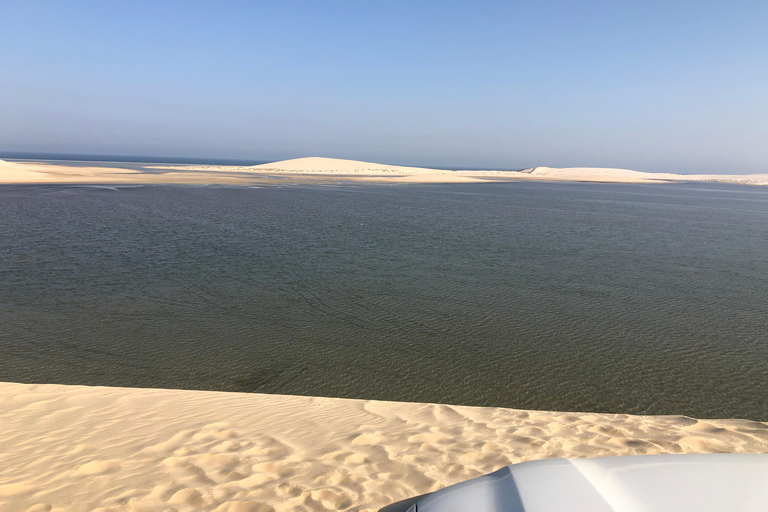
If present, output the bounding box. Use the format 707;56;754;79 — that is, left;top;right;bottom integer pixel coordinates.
1;383;767;512
508;166;768;185
0;160;259;186
0;160;144;184
516;166;682;183
3;157;767;186
251;157;446;175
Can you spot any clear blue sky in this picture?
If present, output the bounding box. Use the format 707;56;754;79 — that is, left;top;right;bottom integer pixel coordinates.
1;0;766;172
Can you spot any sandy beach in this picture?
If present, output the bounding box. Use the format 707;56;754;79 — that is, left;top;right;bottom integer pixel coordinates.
2;157;767;186
1;382;767;512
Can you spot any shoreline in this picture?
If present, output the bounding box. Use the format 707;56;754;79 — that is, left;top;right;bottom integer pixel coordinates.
2;382;767;512
2;157;768;186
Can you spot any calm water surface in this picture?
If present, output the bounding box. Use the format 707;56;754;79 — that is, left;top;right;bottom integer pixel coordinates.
1;182;767;419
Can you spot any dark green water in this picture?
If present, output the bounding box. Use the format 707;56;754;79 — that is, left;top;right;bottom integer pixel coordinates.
1;182;767;419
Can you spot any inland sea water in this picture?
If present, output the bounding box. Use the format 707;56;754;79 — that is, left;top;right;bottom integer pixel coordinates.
1;181;767;419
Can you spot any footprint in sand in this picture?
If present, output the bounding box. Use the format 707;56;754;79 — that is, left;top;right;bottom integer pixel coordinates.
275;483;303;498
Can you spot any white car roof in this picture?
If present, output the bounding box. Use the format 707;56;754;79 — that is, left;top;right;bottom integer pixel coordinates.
411;454;768;512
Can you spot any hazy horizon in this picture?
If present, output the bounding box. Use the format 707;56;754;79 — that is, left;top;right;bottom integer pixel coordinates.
1;1;766;174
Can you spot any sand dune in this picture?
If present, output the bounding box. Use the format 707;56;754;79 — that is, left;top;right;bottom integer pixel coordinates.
251;157;447;175
521;166;681;183
1;383;767;512
248;157;488;183
2;157;768;186
510;166;768;185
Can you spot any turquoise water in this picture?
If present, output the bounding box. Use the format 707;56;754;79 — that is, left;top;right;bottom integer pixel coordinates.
1;181;767;419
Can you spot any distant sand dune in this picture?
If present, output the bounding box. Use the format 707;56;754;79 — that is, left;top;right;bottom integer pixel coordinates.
251;157;447;174
1;157;767;186
516;166;768;185
524;166;681;183
1;382;767;512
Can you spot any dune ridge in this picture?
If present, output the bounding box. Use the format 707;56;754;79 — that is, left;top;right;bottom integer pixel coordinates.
250;157;447;174
1;382;767;512
2;157;767;185
517;166;768;185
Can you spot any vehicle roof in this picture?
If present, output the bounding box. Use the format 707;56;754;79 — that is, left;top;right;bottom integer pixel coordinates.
413;453;768;512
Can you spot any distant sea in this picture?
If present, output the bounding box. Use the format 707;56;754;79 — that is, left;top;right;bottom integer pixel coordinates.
1;180;767;420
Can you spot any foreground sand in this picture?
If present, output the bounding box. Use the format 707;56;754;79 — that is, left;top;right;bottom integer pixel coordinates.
2;157;768;186
1;383;767;512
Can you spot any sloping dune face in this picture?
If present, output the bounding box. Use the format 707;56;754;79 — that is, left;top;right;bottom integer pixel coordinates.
2;382;768;512
252;157;447;174
527;166;682;183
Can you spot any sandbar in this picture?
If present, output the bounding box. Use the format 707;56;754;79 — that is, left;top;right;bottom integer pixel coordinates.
2;157;767;186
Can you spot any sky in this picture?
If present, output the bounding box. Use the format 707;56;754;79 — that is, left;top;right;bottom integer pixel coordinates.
1;0;766;173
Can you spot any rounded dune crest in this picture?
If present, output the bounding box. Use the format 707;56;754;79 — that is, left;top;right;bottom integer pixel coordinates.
251;156;447;174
